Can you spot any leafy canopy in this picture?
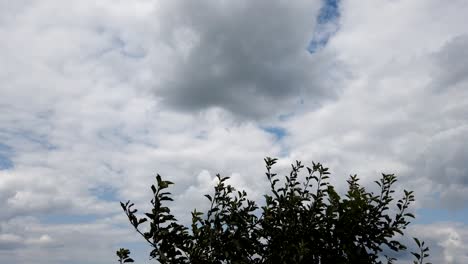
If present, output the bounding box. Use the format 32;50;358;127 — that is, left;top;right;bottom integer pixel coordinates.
118;157;431;264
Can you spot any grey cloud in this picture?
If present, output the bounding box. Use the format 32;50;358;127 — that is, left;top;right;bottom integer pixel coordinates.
155;0;347;119
404;34;468;208
408;223;468;264
377;223;468;264
0;234;23;250
0;216;136;264
282;20;468;210
411;126;468;209
424;127;468;185
431;34;468;91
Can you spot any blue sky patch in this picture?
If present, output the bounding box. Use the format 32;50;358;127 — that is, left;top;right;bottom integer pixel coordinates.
0;154;13;170
308;0;341;53
40;214;99;225
278;112;295;122
415;207;468;225
262;126;287;141
90;185;119;202
0;143;14;170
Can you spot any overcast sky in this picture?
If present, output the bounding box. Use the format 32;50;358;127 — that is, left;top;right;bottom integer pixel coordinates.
1;0;468;263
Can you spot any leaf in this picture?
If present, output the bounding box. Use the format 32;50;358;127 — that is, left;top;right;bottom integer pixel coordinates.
156;174;162;182
405;213;415;218
145;213;155;219
414;237;421;247
204;194;212;202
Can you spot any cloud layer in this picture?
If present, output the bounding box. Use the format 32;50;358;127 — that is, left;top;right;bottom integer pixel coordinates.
1;0;468;263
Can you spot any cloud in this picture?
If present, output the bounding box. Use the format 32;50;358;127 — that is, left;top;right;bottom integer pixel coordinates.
0;215;140;264
152;0;347;119
0;0;468;263
430;34;468;91
284;0;468;197
407;222;468;264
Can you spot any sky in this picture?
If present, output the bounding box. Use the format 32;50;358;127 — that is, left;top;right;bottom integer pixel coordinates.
0;0;468;263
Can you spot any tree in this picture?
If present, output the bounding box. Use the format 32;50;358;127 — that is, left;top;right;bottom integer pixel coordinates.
118;157;431;263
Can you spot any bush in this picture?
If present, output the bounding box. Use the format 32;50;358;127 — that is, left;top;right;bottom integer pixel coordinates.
118;157;431;264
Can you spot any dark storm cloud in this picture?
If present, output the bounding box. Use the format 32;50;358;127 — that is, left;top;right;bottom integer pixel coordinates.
156;0;346;119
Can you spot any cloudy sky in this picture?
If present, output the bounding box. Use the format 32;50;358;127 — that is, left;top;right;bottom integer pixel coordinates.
1;0;468;263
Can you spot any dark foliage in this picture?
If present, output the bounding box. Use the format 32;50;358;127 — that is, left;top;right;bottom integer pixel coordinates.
118;158;431;264
116;248;134;263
